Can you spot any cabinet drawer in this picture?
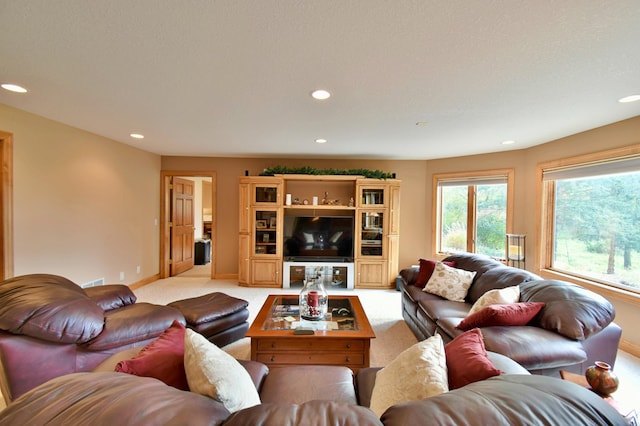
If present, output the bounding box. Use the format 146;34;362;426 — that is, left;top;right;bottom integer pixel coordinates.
256;352;365;366
257;338;364;352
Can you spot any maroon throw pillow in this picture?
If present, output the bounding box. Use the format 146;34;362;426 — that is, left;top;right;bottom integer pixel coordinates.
457;302;546;331
444;328;501;389
115;320;188;390
415;259;456;288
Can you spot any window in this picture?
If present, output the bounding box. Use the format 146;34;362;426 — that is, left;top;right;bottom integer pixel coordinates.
434;170;514;258
540;146;640;293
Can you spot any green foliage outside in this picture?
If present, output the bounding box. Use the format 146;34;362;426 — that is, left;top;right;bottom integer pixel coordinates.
554;173;640;290
441;184;507;258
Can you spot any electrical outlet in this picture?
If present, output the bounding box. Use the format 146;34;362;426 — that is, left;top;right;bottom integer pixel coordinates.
119;272;125;281
136;265;141;274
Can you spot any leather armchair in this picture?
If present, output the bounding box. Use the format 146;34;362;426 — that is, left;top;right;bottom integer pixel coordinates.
0;274;184;403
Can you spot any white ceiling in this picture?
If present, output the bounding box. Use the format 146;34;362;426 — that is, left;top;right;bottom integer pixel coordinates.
1;1;639;160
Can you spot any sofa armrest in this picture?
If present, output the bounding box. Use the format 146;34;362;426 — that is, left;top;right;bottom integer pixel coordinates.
85;285;137;311
237;359;269;391
355;367;381;408
82;303;184;351
398;266;419;287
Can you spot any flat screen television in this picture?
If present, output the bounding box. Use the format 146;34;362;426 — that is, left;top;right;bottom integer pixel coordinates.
283;215;354;261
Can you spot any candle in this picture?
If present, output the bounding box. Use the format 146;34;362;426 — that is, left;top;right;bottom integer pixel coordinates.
285;193;292;205
307;290;319;307
312;196;318;205
508;245;523;260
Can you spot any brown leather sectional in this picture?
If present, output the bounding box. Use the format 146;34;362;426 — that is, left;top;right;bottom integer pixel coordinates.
0;354;627;425
398;253;622;376
0;274;249;403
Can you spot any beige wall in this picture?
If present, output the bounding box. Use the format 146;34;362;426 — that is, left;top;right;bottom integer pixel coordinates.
161;157;429;276
0;104;161;286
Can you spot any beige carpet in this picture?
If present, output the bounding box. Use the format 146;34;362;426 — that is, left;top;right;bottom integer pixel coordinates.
134;276;418;367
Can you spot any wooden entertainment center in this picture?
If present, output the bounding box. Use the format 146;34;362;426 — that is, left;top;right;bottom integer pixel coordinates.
238;174;400;289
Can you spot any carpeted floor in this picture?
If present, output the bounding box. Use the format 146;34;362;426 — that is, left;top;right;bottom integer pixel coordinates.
134;275;419;367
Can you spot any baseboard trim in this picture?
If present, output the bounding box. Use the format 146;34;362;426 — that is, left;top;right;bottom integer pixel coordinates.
214;273;238;280
129;274;160;290
619;339;640;358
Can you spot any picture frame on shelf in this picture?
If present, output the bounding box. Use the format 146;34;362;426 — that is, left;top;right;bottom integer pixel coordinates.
256;220;267;229
269;216;277;228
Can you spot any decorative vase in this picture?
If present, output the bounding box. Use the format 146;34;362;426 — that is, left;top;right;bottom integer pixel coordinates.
299;276;328;321
585;361;619;395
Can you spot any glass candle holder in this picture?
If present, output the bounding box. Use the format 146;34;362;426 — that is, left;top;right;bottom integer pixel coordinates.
299;278;328;321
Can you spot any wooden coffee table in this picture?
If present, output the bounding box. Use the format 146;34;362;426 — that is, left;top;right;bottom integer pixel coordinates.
246;294;375;372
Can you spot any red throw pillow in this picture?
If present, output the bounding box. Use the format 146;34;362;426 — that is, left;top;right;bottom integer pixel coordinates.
444;328;501;389
457;302;546;331
415;259;456;288
115;320;188;390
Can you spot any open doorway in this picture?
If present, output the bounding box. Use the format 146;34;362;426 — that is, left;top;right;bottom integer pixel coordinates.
160;171;216;279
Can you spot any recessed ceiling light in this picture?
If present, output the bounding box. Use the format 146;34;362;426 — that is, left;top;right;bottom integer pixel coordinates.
311;89;331;100
1;83;28;93
315;138;327;144
130;133;144;139
501;140;516;145
618;95;640;103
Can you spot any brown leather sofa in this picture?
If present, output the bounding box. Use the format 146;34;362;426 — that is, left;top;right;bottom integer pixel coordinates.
0;352;627;425
399;253;622;376
0;274;248;403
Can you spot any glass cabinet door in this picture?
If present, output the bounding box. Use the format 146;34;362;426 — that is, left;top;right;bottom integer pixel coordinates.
254;184;279;204
360;211;384;256
360;187;385;206
254;210;278;255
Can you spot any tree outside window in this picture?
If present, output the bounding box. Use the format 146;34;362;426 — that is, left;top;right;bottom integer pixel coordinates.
540;147;640;293
434;170;514;259
550;173;640;291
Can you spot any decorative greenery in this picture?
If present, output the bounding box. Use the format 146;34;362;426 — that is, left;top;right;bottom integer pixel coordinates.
259;165;395;179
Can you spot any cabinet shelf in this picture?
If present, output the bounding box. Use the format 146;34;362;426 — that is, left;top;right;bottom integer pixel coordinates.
284;205;356;210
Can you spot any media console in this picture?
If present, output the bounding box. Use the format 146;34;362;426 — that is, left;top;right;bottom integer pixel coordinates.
283;261;355;290
238;174;400;288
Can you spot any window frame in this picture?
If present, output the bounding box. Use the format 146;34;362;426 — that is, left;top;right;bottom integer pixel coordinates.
432;169;515;258
537;144;640;302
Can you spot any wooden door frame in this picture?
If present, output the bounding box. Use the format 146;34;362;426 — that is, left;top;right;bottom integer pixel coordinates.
0;131;13;280
160;170;216;279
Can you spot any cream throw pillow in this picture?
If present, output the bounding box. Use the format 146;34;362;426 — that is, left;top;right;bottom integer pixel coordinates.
369;334;449;418
184;329;261;413
424;262;476;302
468;285;521;315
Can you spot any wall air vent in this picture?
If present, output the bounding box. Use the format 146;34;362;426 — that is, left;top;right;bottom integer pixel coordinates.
81;278;105;288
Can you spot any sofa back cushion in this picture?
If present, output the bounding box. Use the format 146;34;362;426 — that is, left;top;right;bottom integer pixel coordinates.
442;254;540;303
0;274;104;344
519;280;615;340
224;401;383;426
466;266;540;304
380;375;625;426
0;372;232;425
